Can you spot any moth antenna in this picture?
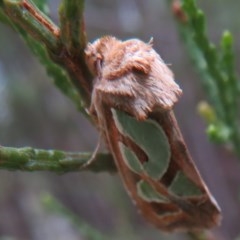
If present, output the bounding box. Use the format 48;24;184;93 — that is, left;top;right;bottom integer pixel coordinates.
148;37;154;46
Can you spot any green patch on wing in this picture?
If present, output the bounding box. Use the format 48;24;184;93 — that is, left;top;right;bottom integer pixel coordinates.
137;180;169;203
119;142;143;174
169;171;202;196
112;109;170;180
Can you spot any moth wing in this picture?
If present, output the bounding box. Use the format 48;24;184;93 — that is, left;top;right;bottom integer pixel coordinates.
108;109;222;231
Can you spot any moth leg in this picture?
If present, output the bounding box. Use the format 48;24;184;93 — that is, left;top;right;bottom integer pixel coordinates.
81;134;101;169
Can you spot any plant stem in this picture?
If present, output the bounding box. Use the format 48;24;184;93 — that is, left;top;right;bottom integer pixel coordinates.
4;0;59;50
42;193;108;240
1;0;93;112
171;0;240;157
59;0;86;56
0;146;116;173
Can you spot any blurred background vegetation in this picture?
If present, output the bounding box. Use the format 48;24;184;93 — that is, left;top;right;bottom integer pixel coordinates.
0;0;240;240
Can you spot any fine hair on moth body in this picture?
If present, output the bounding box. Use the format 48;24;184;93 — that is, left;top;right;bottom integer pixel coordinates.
84;36;221;232
85;36;182;121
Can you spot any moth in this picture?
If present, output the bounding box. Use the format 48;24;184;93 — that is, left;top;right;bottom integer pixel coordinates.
85;36;221;232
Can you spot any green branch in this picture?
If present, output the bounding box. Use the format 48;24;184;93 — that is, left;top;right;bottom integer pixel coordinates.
3;0;59;50
172;0;240;157
0;146;116;173
0;0;93;116
42;193;108;240
56;0;93;109
59;0;86;55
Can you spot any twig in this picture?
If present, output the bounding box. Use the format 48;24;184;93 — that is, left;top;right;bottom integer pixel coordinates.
42;193;108;240
2;0;93;112
4;0;59;50
59;0;86;56
171;0;240;157
0;145;116;173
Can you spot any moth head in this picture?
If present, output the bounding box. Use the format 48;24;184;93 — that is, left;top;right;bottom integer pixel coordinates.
85;36;121;76
85;43;102;76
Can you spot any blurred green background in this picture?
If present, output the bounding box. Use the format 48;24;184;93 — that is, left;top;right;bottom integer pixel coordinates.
0;1;240;240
